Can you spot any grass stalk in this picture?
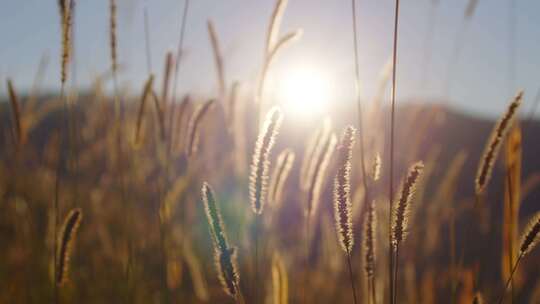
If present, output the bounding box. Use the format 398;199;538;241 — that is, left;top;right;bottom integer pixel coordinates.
497;253;523;304
389;0;401;303
350;0;370;228
505;161;516;304
303;214;311;304
346;250;359;304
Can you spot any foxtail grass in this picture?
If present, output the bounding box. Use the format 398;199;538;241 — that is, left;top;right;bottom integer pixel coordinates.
161;52;173;110
207;20;226;100
498;212;540;304
257;30;302;109
475;91;523;195
302;127;336;303
305;132;336;218
300;118;331;192
201;183;242;301
392;162;424;247
171;95;192;153
59;0;72;86
185;99;216;157
265;0;288;55
333;125;358;304
151;90;166;142
109;0;117;76
392;162;424;304
249;107;284;215
56;208;83;286
268;149;295;208
372;154;381;182
350;0;370;256
6;79;22;146
249;107;283;302
134;74;155;147
170;0;190;102
363;199;377;304
256;0;301;125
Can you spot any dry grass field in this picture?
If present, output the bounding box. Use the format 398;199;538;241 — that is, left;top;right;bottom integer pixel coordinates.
1;0;540;303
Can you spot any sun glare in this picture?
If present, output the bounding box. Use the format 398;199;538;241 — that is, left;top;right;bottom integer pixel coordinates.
276;67;333;119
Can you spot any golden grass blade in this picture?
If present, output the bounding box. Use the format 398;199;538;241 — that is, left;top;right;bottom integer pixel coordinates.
271;252;288;304
502;125;521;281
207;20;226;100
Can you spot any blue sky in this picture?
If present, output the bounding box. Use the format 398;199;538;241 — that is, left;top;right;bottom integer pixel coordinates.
1;0;540;118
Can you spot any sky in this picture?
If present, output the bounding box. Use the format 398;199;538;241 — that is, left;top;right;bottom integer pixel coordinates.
1;0;540;118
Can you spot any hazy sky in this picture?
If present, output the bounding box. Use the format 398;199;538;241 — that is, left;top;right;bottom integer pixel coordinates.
1;0;540;118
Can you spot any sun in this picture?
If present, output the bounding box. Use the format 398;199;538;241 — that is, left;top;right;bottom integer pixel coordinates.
275;66;333;119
